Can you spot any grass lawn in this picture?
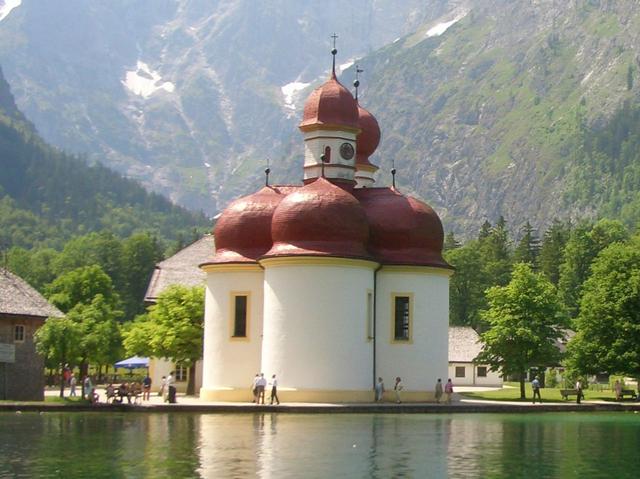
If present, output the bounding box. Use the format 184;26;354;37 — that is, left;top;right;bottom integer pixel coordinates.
460;382;635;403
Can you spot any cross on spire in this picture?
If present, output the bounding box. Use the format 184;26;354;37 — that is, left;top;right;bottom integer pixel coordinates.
330;33;338;75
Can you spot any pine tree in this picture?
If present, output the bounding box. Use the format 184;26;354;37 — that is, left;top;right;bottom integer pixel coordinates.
514;221;541;270
539;219;570;286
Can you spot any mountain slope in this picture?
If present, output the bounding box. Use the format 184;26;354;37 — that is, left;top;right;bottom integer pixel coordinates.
0;0;448;214
0;67;208;249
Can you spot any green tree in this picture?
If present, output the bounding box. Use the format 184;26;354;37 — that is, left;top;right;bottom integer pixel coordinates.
539;219;570;286
513;221;540;270
559;219;627;318
34;317;82;398
444;231;461;251
479;216;512;286
446;241;489;329
566;237;640;382
121;233;164;318
477;263;568;399
123;285;204;395
45;265;121;313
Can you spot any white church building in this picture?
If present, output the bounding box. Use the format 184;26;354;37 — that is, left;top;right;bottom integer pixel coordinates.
199;49;453;402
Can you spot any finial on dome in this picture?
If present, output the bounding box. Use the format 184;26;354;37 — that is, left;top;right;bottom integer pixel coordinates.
265;158;271;186
353;65;363;101
391;158;397;189
330;33;338;77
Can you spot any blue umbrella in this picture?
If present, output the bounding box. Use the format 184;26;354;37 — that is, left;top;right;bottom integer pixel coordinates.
114;356;149;369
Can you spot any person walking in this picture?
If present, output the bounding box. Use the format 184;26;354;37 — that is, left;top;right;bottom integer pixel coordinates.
576;379;583;404
270;374;280;405
531;376;542;404
69;373;77;397
375;377;385;402
394;377;403;404
444;378;454;404
434;378;443;403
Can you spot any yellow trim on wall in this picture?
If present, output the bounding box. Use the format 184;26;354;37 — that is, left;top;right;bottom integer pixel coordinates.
260;256;379;269
200;263;263;273
229;291;251;341
355;164;378;173
390;292;414;344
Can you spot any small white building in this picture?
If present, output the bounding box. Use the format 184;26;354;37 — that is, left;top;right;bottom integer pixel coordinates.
448;326;502;387
143;236;213;393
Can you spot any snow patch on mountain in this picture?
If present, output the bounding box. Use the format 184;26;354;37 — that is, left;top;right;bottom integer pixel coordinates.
0;0;21;22
282;80;310;113
122;61;175;98
426;10;467;38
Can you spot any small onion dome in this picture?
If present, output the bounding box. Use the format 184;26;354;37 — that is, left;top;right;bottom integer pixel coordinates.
265;177;371;259
299;73;359;131
354;188;451;268
210;186;285;263
356;103;381;167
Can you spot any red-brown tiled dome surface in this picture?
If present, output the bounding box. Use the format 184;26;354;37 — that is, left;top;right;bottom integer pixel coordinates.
265;178;370;258
356;103;381;166
299;74;359;131
210;186;285;263
354;187;451;268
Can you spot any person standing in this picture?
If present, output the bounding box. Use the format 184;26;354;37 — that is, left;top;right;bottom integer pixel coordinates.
444;378;454;404
142;374;152;401
83;375;93;402
270;374;280;405
394;377;403;404
434;378;443;403
375;377;385;402
69;373;77;397
251;373;260;403
166;371;176;403
256;373;267;404
576;379;583;404
614;379;622;401
159;376;166;398
531;376;542;404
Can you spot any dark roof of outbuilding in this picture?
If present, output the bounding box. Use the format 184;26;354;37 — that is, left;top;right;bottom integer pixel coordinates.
144;235;215;303
0;268;63;319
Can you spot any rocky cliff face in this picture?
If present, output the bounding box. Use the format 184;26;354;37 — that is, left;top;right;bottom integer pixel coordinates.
0;0;443;213
1;0;640;234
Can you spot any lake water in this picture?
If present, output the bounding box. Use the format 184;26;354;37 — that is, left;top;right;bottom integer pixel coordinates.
1;412;639;478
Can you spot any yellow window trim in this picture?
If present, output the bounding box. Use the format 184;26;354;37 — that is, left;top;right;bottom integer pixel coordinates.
229;291;251;342
390;292;414;344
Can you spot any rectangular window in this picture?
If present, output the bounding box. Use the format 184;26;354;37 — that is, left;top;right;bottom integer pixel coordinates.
233;295;248;338
393;296;410;341
477;366;488;378
14;325;25;342
175;365;188;382
455;366;466;378
366;291;373;340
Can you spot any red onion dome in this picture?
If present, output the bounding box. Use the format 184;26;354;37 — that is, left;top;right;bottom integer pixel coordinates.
356;103;381;167
299;73;359;131
354;188;451;268
210;186;284;263
265;178;370;259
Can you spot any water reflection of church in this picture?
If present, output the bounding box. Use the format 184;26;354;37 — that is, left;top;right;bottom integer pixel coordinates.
198;47;452;403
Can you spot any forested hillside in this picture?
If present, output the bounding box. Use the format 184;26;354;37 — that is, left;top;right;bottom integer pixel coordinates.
0;67;209;250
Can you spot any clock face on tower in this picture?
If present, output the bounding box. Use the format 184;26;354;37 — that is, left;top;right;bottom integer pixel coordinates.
339;142;355;160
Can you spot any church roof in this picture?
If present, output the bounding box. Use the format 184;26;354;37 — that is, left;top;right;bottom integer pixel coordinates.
0;268;63;319
448;326;483;363
144;235;215;303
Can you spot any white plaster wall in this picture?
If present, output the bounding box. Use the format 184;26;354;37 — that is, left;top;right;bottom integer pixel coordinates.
202;270;263;390
149;358;202;393
262;263;374;391
448;363;502;387
375;270;449;392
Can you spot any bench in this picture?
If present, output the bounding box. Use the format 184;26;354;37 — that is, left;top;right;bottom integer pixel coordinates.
620;389;637;400
560;389;583;400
